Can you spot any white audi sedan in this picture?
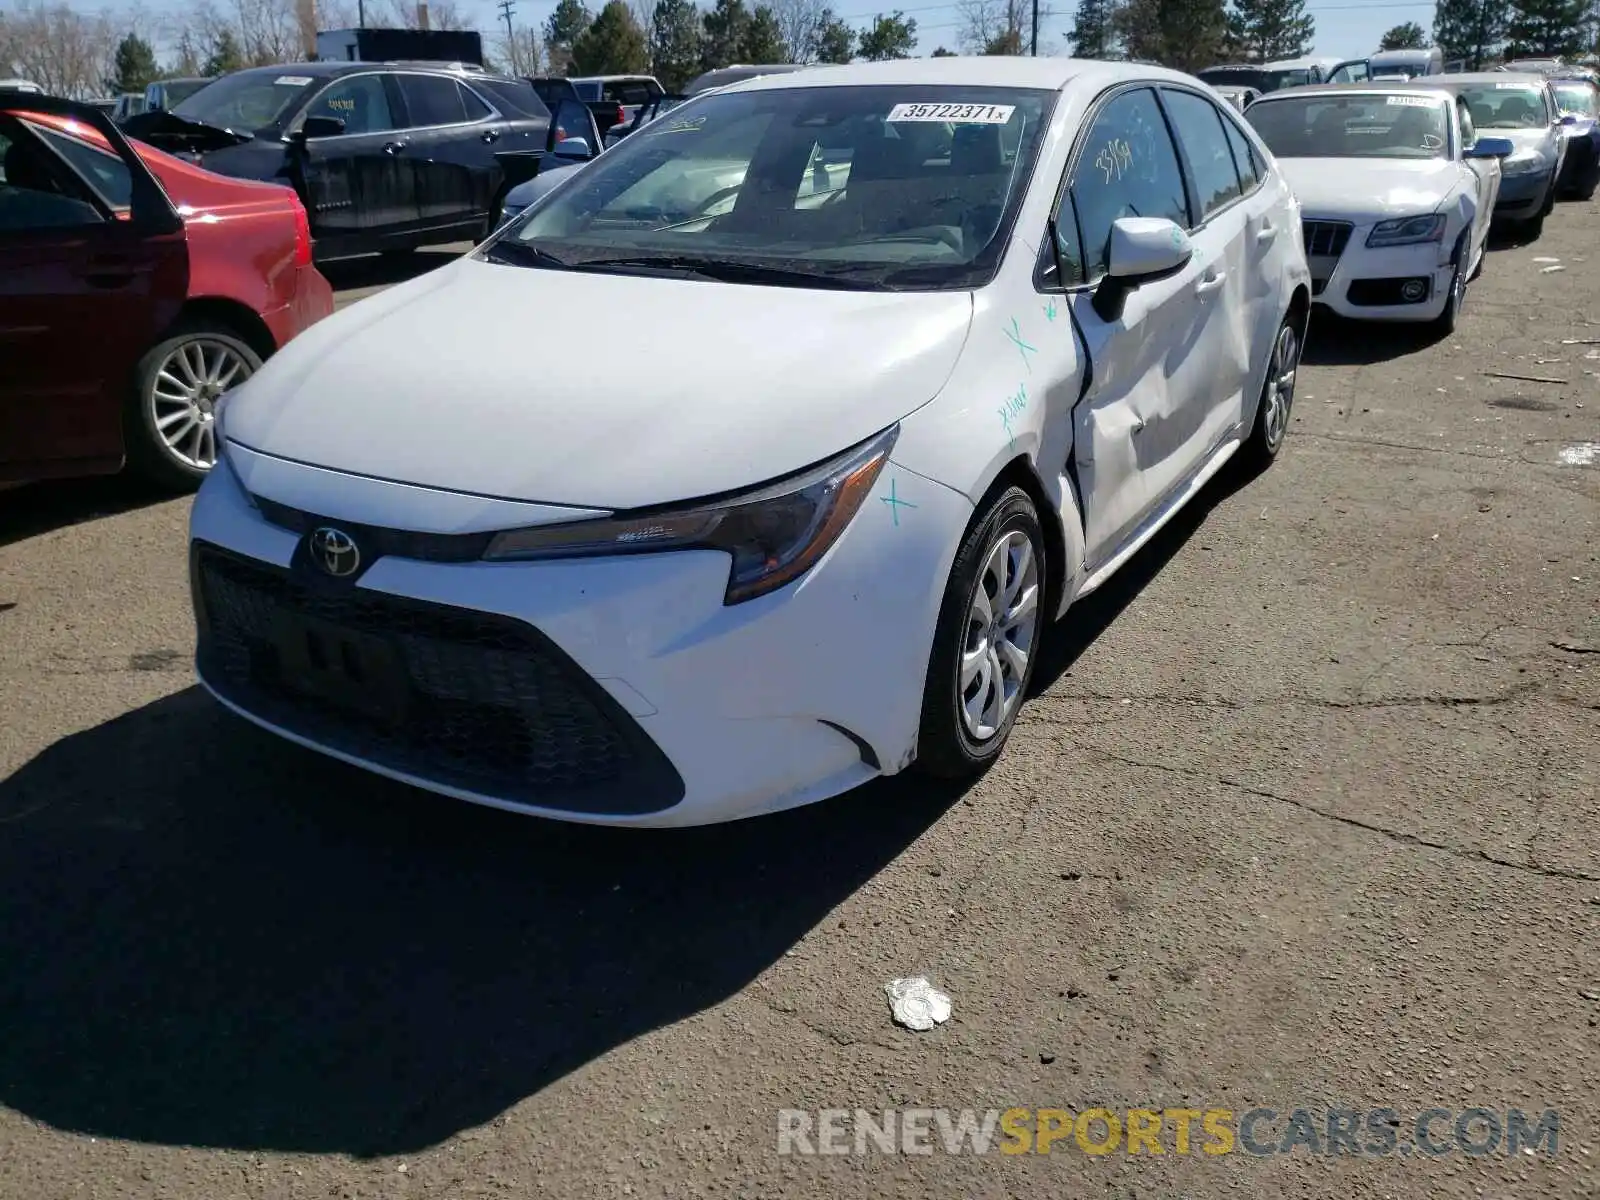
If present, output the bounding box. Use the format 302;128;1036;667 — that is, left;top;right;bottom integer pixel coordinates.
1244;82;1510;333
191;58;1310;827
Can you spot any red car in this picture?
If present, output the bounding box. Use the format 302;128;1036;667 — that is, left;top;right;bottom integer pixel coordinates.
0;94;333;490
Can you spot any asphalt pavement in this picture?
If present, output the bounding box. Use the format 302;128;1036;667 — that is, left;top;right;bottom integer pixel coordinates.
0;211;1596;1200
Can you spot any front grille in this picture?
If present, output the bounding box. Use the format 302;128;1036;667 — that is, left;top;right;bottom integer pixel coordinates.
252;494;495;564
1301;219;1353;257
192;543;684;814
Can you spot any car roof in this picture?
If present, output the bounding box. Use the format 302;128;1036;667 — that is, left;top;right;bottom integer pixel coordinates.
224;60;514;82
727;55;1199;94
567;74;658;82
1250;80;1456;102
1433;71;1550;84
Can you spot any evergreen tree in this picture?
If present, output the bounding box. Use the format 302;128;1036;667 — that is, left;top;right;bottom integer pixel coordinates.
651;0;703;89
1070;0;1118;57
202;29;245;76
1116;0;1228;69
1378;20;1426;47
1224;0;1313;61
1433;0;1507;68
105;33;159;95
812;9;856;61
857;10;917;58
572;0;651;71
930;44;958;54
701;0;752;68
544;0;594;71
1505;0;1586;56
744;4;788;58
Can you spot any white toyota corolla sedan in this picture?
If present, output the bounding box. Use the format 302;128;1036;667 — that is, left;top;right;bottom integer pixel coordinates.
192;57;1311;826
1244;82;1510;332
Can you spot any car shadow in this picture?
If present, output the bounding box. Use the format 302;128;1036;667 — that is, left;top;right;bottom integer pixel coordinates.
1299;311;1434;365
317;245;470;294
1029;457;1259;695
0;686;970;1157
0;474;175;552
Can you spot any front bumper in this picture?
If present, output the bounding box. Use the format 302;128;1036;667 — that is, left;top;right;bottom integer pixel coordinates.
188;452;973;827
1304;218;1456;323
1492;168;1553;221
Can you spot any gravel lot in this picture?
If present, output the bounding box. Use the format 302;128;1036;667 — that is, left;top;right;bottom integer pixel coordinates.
0;207;1596;1200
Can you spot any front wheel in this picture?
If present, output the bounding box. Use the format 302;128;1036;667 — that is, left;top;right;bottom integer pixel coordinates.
1521;211;1546;240
1237;313;1300;475
125;321;264;492
1431;237;1468;338
914;487;1046;780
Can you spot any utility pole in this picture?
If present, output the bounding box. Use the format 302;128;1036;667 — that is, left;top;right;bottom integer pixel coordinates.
1030;0;1039;54
498;0;517;70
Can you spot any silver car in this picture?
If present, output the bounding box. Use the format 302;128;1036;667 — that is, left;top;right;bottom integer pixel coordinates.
1434;72;1568;235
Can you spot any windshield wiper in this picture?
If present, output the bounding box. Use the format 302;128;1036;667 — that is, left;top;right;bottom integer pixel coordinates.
478;240;573;269
567;254;880;289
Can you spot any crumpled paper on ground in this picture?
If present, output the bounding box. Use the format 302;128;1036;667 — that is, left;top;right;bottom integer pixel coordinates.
884;976;952;1031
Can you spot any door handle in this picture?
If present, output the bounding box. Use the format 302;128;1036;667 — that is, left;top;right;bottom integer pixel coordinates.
1194;270;1227;295
480;128;501;143
1256;222;1279;243
382;141;407;155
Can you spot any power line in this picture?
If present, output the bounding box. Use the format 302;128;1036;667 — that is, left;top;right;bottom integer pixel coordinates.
497;0;517;66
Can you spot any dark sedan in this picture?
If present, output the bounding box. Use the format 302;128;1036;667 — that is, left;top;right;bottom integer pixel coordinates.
122;62;555;259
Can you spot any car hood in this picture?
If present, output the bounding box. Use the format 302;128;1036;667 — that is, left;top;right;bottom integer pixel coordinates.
1277;157;1460;219
223;255;974;510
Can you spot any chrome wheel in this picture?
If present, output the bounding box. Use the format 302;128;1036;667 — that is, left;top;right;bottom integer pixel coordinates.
147;338;253;471
1262;322;1298;451
959;529;1041;741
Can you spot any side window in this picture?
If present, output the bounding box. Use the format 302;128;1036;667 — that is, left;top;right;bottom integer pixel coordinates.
33;126;133;207
0;125;106;230
1220;114;1260;191
459;83;493;121
1162;89;1243;219
1065;87;1190;282
397;74;468;127
305;75;394;135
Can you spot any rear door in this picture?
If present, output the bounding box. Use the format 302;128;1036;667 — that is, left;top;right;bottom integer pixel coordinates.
392;72;503;231
297;72;418;243
0;108;187;481
1055;86;1211;561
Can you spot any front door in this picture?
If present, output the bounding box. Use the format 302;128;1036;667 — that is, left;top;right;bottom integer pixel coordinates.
0;112;187;481
297;73;418;246
1058;86;1243;563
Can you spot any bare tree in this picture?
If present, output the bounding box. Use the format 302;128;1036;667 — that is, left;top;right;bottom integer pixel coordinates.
0;1;118;97
492;22;546;72
770;0;827;60
373;0;472;29
956;0;1051;51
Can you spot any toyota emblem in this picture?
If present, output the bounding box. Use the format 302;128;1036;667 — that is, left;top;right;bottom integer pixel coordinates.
308;526;361;577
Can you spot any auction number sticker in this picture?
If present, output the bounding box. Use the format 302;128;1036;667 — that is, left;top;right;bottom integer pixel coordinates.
276;75;313;86
887;102;1015;124
1386;94;1434;106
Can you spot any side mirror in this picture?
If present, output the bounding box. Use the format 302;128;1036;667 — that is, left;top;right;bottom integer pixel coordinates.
553;135;592;160
1091;217;1194;322
1560;112;1578;125
1466;135;1515;158
298;114;346;140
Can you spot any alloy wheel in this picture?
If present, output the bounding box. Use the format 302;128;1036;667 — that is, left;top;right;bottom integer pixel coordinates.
1261;322;1299;451
147;337;254;471
959;529;1041;741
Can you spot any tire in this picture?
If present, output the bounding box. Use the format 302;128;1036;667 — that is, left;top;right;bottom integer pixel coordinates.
914;486;1046;780
1522;211;1545;240
125;320;264;492
1431;236;1468;337
1237;310;1300;475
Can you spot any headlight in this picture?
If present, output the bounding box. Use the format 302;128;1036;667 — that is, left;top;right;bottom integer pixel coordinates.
483;424;899;604
1503;153;1543;176
1365;213;1446;247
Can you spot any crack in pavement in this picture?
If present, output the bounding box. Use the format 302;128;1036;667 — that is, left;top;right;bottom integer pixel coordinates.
1030;685;1552;713
1086;748;1600;885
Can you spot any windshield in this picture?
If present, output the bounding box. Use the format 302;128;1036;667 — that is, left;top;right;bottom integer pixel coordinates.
1198;66;1310;93
172;70;317;133
1554;82;1597;115
1246;94;1450;158
162;79;213;105
1460;84;1549;127
492;84;1054;291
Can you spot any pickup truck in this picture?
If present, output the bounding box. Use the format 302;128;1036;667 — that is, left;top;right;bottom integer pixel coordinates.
529;74;663;137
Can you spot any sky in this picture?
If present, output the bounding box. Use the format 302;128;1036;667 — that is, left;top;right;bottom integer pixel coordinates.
77;0;1439;65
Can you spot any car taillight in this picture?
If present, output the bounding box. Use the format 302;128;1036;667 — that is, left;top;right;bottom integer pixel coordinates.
614;104;626;126
291;198;312;268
